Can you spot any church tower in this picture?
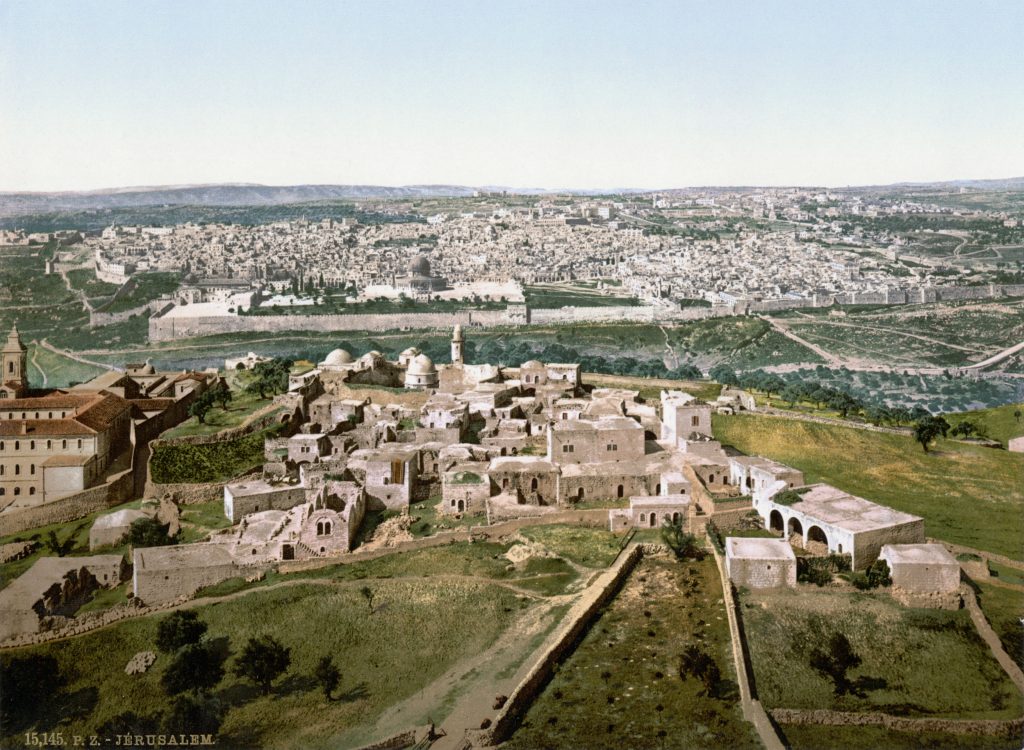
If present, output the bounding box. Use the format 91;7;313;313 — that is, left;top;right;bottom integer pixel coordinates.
2;323;28;398
451;324;464;365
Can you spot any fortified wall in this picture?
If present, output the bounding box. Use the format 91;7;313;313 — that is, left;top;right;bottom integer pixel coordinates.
147;284;1024;341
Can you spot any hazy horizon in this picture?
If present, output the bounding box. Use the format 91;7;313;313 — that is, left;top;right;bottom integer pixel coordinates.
2;0;1022;192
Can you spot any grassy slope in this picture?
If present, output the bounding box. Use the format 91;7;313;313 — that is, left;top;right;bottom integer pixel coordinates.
974;581;1024;672
1;579;524;749
713;414;1024;561
946;402;1024;447
742;588;1022;719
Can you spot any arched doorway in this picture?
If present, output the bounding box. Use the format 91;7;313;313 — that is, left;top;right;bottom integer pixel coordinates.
531;477;539;492
769;510;784;533
617;484;624;498
649;513;656;528
457;500;464;512
577;487;585;502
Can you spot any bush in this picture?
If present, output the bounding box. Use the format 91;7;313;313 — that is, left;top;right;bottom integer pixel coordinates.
156;610;207;653
128;517;176;548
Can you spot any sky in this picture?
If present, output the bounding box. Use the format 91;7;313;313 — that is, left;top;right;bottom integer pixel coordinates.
1;0;1022;191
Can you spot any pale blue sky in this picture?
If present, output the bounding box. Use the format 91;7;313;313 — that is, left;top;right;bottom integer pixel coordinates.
1;0;1021;190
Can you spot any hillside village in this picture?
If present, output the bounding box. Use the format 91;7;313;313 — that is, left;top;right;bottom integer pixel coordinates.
1;324;970;631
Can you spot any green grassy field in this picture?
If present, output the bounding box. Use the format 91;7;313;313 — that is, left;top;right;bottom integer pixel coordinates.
946;402;1024;447
524;284;641;309
713;414;1024;560
100;272;180;313
66;267;121;302
160;372;277;439
27;343;107;387
505;555;761;750
742;588;1022;718
149;425;282;483
0;578;525;749
518;524;623;568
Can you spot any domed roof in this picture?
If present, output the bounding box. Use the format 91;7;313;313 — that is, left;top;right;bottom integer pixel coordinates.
323;348;353;365
407;353;436;375
400;346;420;357
140;359;156;375
409;254;431;277
521;359;544;369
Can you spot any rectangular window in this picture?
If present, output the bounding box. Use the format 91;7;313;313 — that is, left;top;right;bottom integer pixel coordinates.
562;444;574;453
691;415;700;427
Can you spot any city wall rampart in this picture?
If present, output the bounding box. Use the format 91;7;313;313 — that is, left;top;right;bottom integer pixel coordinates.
148;284;1024;341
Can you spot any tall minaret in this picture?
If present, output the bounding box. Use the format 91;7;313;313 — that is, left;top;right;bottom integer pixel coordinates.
451;324;464;365
3;323;28;396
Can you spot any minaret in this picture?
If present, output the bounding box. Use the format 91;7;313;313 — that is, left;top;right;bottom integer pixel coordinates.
451;324;464;365
3;323;28;396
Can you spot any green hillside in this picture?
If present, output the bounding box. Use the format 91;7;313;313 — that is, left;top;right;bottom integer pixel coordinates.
712;413;1024;561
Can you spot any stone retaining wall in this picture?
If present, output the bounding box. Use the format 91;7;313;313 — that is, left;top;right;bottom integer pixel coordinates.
142;481;226;505
770;708;1024;737
472;543;646;746
0;469;135;537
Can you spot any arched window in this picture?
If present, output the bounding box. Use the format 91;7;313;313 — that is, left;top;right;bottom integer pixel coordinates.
617;484;624;498
30;464;35;475
324;521;332;535
62;439;67;449
14;487;20;495
531;477;538;491
14;464;19;475
29;487;35;495
639;513;646;524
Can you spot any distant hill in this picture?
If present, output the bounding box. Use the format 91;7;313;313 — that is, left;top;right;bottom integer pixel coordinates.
0;184;478;217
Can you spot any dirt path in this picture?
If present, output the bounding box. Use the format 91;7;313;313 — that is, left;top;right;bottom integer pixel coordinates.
764;317;843;366
659;325;680;369
38;338;118;371
364;594;575;750
29;342;47;387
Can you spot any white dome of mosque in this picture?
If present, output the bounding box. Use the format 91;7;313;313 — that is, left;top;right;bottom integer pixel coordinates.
407;354;437;376
323;348;354;365
520;360;544;369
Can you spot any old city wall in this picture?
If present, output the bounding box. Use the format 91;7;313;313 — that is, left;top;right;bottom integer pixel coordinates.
769;709;1024;739
149;309;516;340
148;284;1024;341
0;470;134;537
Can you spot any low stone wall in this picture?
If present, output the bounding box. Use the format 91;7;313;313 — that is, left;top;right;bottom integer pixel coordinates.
474;543;645;746
142;481;226;505
770;708;1024;738
0;469;135;537
351;727;427;750
90;299;170;328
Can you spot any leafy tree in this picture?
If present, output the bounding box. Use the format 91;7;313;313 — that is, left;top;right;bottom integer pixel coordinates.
809;633;862;695
661;521;705;561
913;415;950;453
314;655;341;700
781;384;804;407
156;610;208;653
161;642;226;696
0;654;65;733
127;516;176;548
188;389;216;424
708;364;738;386
233;635;291;695
678;644;723;697
210;381;232;411
360;585;375;614
162;694;223;736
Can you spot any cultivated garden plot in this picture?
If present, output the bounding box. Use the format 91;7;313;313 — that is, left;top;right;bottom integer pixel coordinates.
504;555;761;750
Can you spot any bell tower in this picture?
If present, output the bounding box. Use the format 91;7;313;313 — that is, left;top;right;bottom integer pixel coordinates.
2;323;28;397
451;324;464;365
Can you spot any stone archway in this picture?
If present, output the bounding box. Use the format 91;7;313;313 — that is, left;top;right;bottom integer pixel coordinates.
457;500;464;512
769;510;784;533
806;525;829;554
787;517;803;538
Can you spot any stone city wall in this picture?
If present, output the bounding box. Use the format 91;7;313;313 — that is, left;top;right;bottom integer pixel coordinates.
142;481;226;505
90;299;172;328
148;284;1024;341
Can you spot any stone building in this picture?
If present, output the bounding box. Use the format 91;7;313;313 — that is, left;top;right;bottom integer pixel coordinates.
0;390;132;506
879;543;961;603
725;537;797;589
223;479;307;523
729;456;805;496
88;508;148;550
133;544;243;605
441;462;491;515
754;483;925;569
608;494;690;532
1009;435;1024;453
404;354;439;390
661;390;713;447
349;447;418;510
1;323;28;399
308;395;367;431
546;417;645;466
